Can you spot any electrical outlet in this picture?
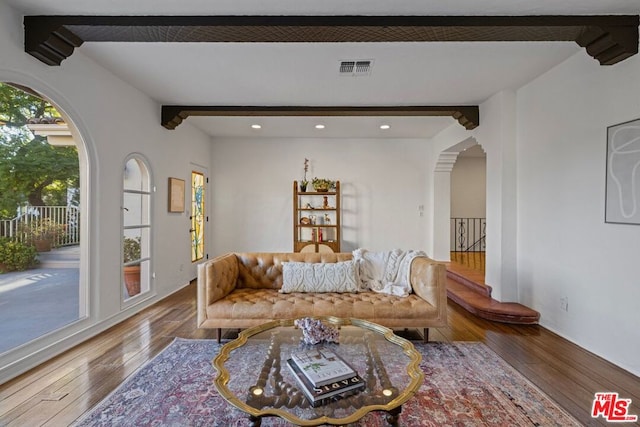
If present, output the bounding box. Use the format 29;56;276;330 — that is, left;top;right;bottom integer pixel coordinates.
560;297;569;312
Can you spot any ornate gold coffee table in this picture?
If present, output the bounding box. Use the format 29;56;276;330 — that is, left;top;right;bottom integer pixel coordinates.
213;317;423;426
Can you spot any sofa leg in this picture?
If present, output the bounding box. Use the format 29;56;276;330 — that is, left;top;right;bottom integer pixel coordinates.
217;328;222;343
423;328;429;343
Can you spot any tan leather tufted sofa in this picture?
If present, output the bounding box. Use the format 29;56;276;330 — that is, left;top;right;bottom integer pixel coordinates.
197;252;448;342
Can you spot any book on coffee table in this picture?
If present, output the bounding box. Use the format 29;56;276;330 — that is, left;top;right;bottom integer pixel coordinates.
290;348;356;387
286;358;365;406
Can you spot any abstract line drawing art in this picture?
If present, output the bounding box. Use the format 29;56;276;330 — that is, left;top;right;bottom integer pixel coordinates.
605;118;640;225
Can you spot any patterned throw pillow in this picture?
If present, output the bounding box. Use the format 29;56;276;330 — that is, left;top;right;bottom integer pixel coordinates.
280;261;359;293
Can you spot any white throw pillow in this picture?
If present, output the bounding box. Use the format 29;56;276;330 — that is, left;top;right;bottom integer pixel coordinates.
280;261;359;293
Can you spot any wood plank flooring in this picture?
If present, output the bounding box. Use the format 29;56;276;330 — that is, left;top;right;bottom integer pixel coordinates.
1;281;638;426
450;251;486;273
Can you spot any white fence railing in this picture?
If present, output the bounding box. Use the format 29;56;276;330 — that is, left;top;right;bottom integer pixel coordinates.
0;205;80;247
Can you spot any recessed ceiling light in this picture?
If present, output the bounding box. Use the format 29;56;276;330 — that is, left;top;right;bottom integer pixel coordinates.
315;124;325;129
380;124;391;130
251;124;262;129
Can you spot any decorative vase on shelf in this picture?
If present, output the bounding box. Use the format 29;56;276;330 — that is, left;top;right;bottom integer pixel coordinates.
300;182;308;192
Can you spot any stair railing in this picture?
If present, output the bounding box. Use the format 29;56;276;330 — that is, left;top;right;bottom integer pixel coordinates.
451;217;486;252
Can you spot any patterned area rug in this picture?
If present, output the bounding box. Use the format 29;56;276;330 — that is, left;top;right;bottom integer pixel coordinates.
73;338;580;426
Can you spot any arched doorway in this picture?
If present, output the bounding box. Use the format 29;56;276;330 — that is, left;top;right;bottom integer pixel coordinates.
431;137;483;262
450;144;486;271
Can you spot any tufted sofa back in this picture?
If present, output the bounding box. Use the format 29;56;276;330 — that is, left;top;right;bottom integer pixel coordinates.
234;252;353;290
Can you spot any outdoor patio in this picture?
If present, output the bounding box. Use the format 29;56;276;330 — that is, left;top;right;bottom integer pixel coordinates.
0;245;80;353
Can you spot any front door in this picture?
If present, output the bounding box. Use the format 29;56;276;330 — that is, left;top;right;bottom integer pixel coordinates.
190;165;207;273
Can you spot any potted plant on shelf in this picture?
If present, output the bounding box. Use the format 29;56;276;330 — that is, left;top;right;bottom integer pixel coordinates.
19;218;66;252
311;177;336;192
123;236;141;297
300;158;309;191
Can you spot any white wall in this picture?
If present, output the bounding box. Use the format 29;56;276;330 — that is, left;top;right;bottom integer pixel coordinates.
451;156;486;218
429;93;519;301
0;1;212;381
516;50;640;376
210;137;430;255
429;52;640;375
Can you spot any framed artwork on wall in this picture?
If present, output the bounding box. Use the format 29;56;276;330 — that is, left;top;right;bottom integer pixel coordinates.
605;117;640;225
168;177;185;212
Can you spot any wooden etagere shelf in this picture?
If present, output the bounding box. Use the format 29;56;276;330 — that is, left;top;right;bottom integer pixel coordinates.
293;180;341;253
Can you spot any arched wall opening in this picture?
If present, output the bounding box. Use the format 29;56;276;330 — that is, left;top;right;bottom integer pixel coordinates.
431;136;485;261
450;144;486;269
429;90;519;303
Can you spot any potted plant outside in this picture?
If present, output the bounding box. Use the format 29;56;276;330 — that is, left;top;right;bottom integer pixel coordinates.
18;218;66;252
123;236;141;297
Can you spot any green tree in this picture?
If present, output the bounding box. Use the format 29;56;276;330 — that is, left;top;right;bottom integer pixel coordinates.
0;83;79;220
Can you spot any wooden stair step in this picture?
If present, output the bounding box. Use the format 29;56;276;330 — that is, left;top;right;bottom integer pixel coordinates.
445;262;540;325
447;269;492;297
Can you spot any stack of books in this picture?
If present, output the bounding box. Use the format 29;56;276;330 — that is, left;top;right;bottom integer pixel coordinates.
287;348;365;406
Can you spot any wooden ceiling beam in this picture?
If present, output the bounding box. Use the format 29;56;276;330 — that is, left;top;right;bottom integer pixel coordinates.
25;15;639;66
161;105;480;130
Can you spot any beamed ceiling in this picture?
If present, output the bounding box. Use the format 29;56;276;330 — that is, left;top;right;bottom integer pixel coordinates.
19;12;640;135
24;15;640;66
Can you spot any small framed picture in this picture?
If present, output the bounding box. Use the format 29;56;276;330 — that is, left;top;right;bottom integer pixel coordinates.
168;177;185;212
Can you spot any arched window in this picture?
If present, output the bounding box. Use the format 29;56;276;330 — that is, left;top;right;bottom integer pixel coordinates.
0;81;86;353
122;156;152;301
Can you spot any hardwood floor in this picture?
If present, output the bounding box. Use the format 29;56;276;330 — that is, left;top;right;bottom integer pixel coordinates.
450;251;486;273
1;282;638;426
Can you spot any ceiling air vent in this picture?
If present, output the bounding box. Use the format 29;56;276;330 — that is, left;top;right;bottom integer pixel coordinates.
339;59;373;76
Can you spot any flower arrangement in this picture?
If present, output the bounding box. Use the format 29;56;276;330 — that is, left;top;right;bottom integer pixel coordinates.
311;177;336;192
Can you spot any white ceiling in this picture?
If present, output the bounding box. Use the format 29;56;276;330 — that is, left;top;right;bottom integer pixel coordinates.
7;0;640;139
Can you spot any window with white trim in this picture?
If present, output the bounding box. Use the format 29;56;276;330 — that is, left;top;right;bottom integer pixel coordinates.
122;156;152;301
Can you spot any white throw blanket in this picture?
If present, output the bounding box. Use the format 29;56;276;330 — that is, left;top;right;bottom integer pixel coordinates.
352;248;427;297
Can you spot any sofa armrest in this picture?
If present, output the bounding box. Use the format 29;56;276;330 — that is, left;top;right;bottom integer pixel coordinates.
197;253;239;327
409;256;448;326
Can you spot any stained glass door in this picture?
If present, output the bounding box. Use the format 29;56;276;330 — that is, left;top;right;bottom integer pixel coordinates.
191;171;205;262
